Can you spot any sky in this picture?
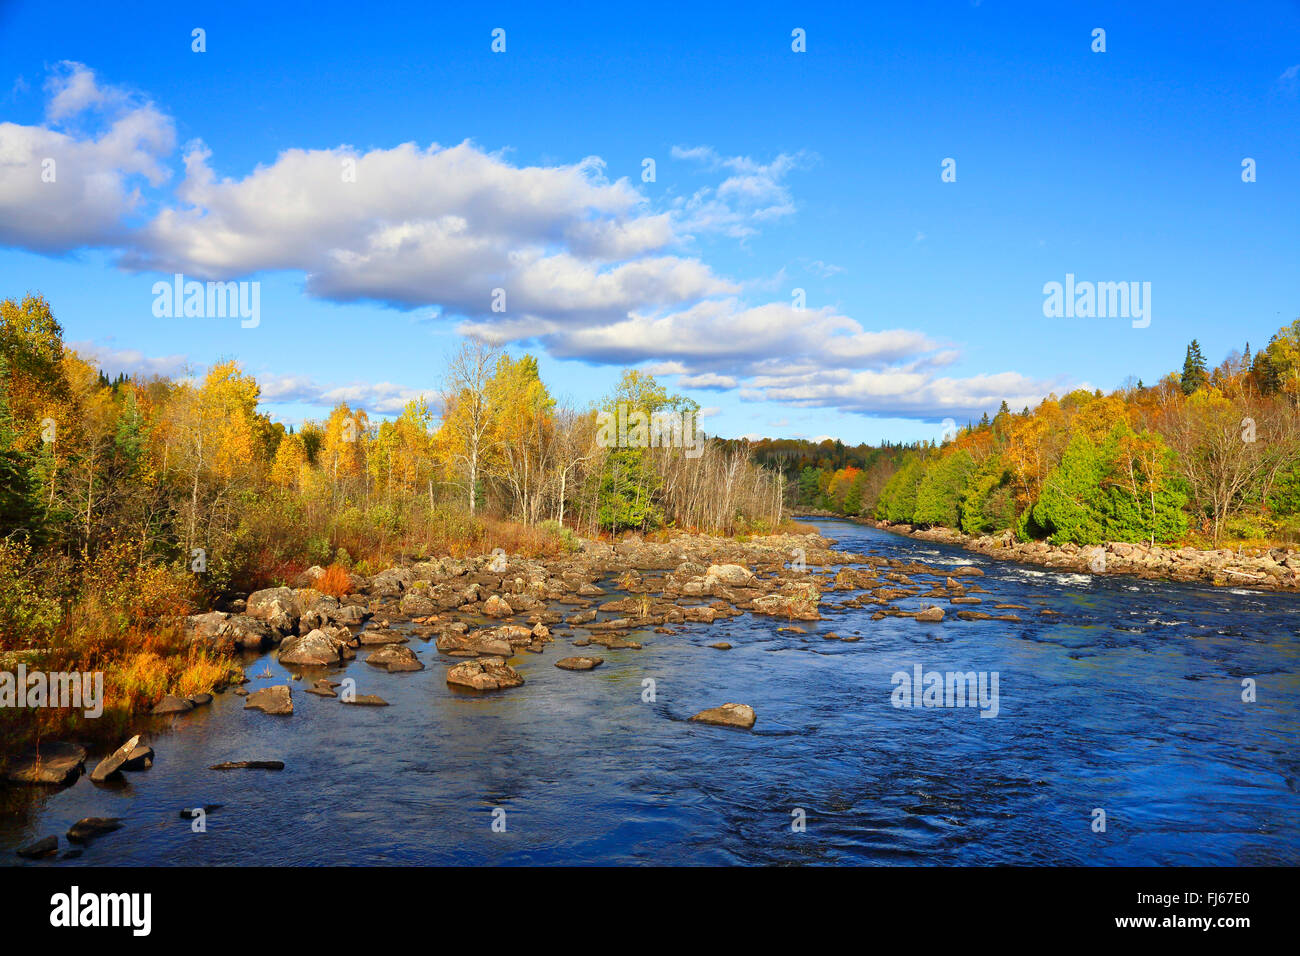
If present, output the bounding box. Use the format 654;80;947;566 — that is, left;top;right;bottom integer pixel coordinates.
1;0;1297;445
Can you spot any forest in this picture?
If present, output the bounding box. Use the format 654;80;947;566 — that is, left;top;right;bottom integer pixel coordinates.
0;293;782;742
795;323;1300;548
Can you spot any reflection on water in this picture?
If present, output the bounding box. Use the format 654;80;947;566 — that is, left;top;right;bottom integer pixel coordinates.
3;518;1299;865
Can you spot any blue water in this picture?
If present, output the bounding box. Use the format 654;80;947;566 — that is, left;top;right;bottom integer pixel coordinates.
3;517;1299;865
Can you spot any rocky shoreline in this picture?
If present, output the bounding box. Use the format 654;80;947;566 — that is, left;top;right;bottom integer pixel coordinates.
797;509;1300;592
12;518;1296;858
4;525;1009;813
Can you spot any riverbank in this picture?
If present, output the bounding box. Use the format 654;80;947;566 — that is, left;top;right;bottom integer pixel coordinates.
796;508;1300;591
6;516;1299;865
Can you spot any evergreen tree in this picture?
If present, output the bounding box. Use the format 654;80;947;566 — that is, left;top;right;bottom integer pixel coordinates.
1181;340;1209;394
0;356;44;542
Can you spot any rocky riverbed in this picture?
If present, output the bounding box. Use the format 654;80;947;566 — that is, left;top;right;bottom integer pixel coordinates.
4;518;1299;866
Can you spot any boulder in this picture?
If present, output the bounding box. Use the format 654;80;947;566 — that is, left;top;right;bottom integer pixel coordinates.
279;628;347;666
483;594;514;618
365;644;424;672
689;703;756;729
152;694;194;715
4;742;86;786
915;606;946;622
246;586;300;632
122;741;154;770
90;734;142;782
704;564;756;589
244;685;293;715
445;657;524;691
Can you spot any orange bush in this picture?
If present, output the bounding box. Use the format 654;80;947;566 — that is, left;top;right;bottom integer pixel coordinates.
316;563;352;597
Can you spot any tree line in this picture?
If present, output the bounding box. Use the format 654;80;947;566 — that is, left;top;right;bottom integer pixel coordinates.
1;294;784;619
796;321;1300;547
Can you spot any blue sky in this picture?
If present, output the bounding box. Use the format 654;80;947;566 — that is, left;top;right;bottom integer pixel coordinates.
1;0;1297;444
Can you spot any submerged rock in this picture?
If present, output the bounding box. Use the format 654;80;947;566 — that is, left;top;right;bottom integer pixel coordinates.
244;685;293;715
66;817;123;844
16;835;59;859
209;760;285;770
689;702;756;729
342;694;389;706
555;656;603;671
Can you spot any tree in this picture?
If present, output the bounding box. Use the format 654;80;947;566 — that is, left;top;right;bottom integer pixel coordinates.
0;357;43;541
437;340;503;515
913;449;974;528
1181;340;1209;395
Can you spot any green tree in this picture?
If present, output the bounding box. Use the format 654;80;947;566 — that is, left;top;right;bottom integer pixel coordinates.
1181;340;1208;395
913;449;974;527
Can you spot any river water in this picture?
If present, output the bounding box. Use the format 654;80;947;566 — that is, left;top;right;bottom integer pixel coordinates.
3;517;1298;865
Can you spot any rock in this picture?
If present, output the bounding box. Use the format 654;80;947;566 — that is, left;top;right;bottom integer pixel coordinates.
399;591;437;617
279;628;347;666
66;817;123;844
188;692;213;707
366;644;424;672
184;610;233;650
949;566;985;577
123;742;154;770
682;605;717;624
343;694;389;706
555;656;603;671
306;680;338;698
446;657;524;691
915;606;946;622
358;629;408;645
4;742;86;786
90;734;142;782
246;586;300;632
483;594;514;618
709;642;732;650
689;702;756;729
704;564;756;588
16;835;59;859
209;760;284;770
180;804;224;819
220;614;275;650
152;695;194;715
244;685;293;715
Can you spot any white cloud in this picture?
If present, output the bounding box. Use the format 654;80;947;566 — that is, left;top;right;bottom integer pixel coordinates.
670;145;811;239
0;62;174;253
70;341;190;379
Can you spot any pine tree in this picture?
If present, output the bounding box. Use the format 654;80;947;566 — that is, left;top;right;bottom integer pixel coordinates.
1181;340;1208;394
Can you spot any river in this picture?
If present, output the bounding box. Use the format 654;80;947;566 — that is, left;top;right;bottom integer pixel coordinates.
3;517;1298;865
